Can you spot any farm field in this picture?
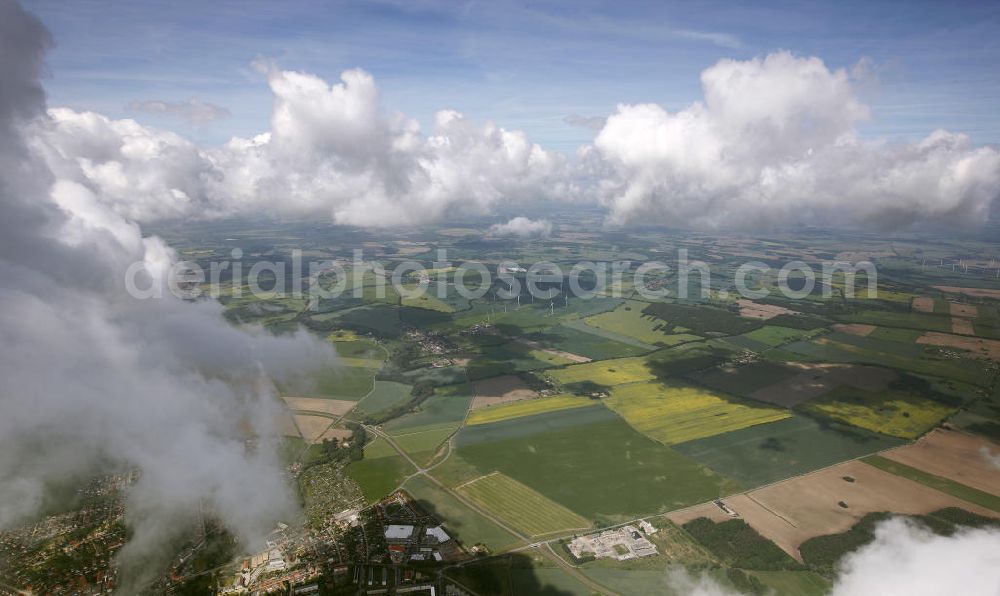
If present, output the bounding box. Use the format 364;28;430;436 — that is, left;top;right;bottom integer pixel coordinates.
561;318;661;350
527;324;649;360
547;356;656;387
689;361;801;398
673;416;904;488
773;334;993;386
804;386;955;439
303;365;379;398
457;472;590;537
292;414;337;443
466;342;567;379
835;311;952;332
746;363;897;408
466;394;593;425
435;406;735;522
384;384;474;434
350;380;412;416
880;429;1000;496
723;459;999;559
750;571;832;596
282;397;357;417
740;325;819;347
345;437;416;503
580;568;734;596
861;456;1000;513
402;475;522;552
606;381;790;445
584;299;696;345
916;331;1000;360
470;374;538;409
390;426;457;466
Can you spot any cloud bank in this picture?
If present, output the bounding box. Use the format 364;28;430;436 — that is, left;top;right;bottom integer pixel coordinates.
0;0;336;583
41;67;569;227
488;216;553;237
831;518;1000;596
586;51;1000;228
35;52;1000;230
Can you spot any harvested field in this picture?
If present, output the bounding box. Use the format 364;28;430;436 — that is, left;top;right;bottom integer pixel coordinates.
911;297;935;313
278;412;301;438
606;381;790;445
282;397;357;417
457;472;590;537
466;395;592;426
738;300;799;320
471;375;539;409
725;460;999;560
950;303;979;318
934;286;1000;299
832;323;875;337
917;331;1000;360
952;317;976;335
517;339;591;363
293;414;335;443
748;363;895;408
882;429;1000;496
666;501;735;525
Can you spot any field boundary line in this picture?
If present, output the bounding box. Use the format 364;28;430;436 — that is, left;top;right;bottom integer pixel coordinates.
455;471;500;491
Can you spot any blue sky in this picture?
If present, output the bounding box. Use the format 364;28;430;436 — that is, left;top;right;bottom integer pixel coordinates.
26;0;1000;152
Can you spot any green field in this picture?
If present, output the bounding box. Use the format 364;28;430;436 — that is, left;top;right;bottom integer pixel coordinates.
584;299;700;345
606;381;791;445
673;416;904;488
773;334;992;386
869;326;923;343
862;456;1000;512
350;380;412;416
385;383;474;434
561;317;660;350
390;426;457;466
836;310;952;332
467;341;568;379
434;406;736;523
527;324;649;360
285;365;377;398
688;361;800;399
750;570;832;595
402;475;522;551
345;438;415;503
457;472;591;537
740;325;818;347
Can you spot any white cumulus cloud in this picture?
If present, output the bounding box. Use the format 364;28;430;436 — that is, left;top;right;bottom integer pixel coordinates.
488;216;553;237
831;517;1000;596
587;51;1000;229
39;66;570;227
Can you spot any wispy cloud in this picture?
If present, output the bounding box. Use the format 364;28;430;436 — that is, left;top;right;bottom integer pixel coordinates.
563;114;607;130
673;28;743;49
127;98;230;123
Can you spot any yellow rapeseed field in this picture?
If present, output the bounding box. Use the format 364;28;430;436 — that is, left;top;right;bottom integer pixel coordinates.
807;389;953;439
466;395;594;426
606;381;791;445
548;357;655;387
